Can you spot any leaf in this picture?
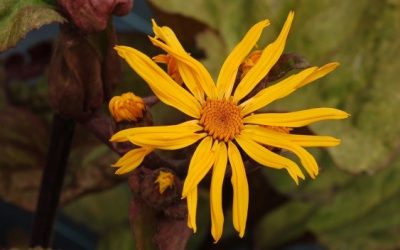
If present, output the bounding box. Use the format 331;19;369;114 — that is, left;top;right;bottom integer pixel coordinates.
306;153;400;250
62;184;131;233
257;151;400;250
254;201;316;249
0;107;48;211
0;105;120;211
0;0;64;52
98;226;136;250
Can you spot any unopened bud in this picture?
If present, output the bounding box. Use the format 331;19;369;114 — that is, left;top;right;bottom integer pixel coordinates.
141;168;181;210
155;170;175;194
109;92;145;122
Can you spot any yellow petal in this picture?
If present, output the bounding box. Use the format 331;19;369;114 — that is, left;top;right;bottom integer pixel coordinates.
243;108;350;127
210;142;228;243
240;67;317;116
235;134;304;184
111;120;205;150
297;62;339;88
110;120;202;142
152;54;170;64
128;133;206;150
187;188;198;233
228;142;249;237
242;128;319;178
245;125;341;147
113;147;153;175
149;37;218;99
182;137;216;197
152;19;186;52
152;20;205;101
114;46;201;118
176;62;206;102
216;20;270;98
233;11;295;102
286;135;341;147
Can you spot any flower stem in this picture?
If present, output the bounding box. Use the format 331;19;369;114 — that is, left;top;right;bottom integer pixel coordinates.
30;114;75;247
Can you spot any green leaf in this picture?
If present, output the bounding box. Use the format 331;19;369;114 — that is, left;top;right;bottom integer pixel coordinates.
62;184;131;233
98;226;135;250
307;154;400;249
0;0;64;52
256;151;400;249
254;201;316;249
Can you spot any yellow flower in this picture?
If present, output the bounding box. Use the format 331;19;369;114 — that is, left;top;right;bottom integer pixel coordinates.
110;12;349;242
109;92;145;122
155;170;175;194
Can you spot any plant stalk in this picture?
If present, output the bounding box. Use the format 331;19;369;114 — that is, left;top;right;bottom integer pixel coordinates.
30;113;75;247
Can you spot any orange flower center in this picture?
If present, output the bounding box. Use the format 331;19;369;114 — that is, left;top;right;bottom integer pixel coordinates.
200;99;244;142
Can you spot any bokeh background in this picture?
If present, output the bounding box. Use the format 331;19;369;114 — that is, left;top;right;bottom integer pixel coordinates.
1;0;400;249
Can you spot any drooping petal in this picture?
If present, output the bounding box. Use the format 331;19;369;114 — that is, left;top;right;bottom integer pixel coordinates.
187;188;198;233
228;141;249;237
233;11;295;102
285;134;341;147
182;137;216;197
149;37;218;99
210;142;228;242
296;62;339;88
242;128;319;178
111;120;206;150
110;120;202;142
114;46;201;118
113;147;153;175
216;20;270;98
244;125;341;147
235;134;305;184
240;67;317;116
128;133;206;150
243;108;350;127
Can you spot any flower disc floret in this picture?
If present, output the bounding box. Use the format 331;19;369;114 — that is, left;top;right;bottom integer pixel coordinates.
200;99;244;142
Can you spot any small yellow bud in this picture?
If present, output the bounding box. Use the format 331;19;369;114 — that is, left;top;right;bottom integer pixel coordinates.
153;54;183;85
240;50;262;79
154;170;175;194
109;92;145;122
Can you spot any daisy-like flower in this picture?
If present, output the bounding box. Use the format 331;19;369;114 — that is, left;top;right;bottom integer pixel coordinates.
110;11;349;242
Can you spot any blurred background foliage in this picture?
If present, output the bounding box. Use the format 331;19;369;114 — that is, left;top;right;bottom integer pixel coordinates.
1;0;400;249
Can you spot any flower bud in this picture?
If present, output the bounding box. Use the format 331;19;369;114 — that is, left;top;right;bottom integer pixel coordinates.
109;92;145;122
154;170;175;194
141;168;181;210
